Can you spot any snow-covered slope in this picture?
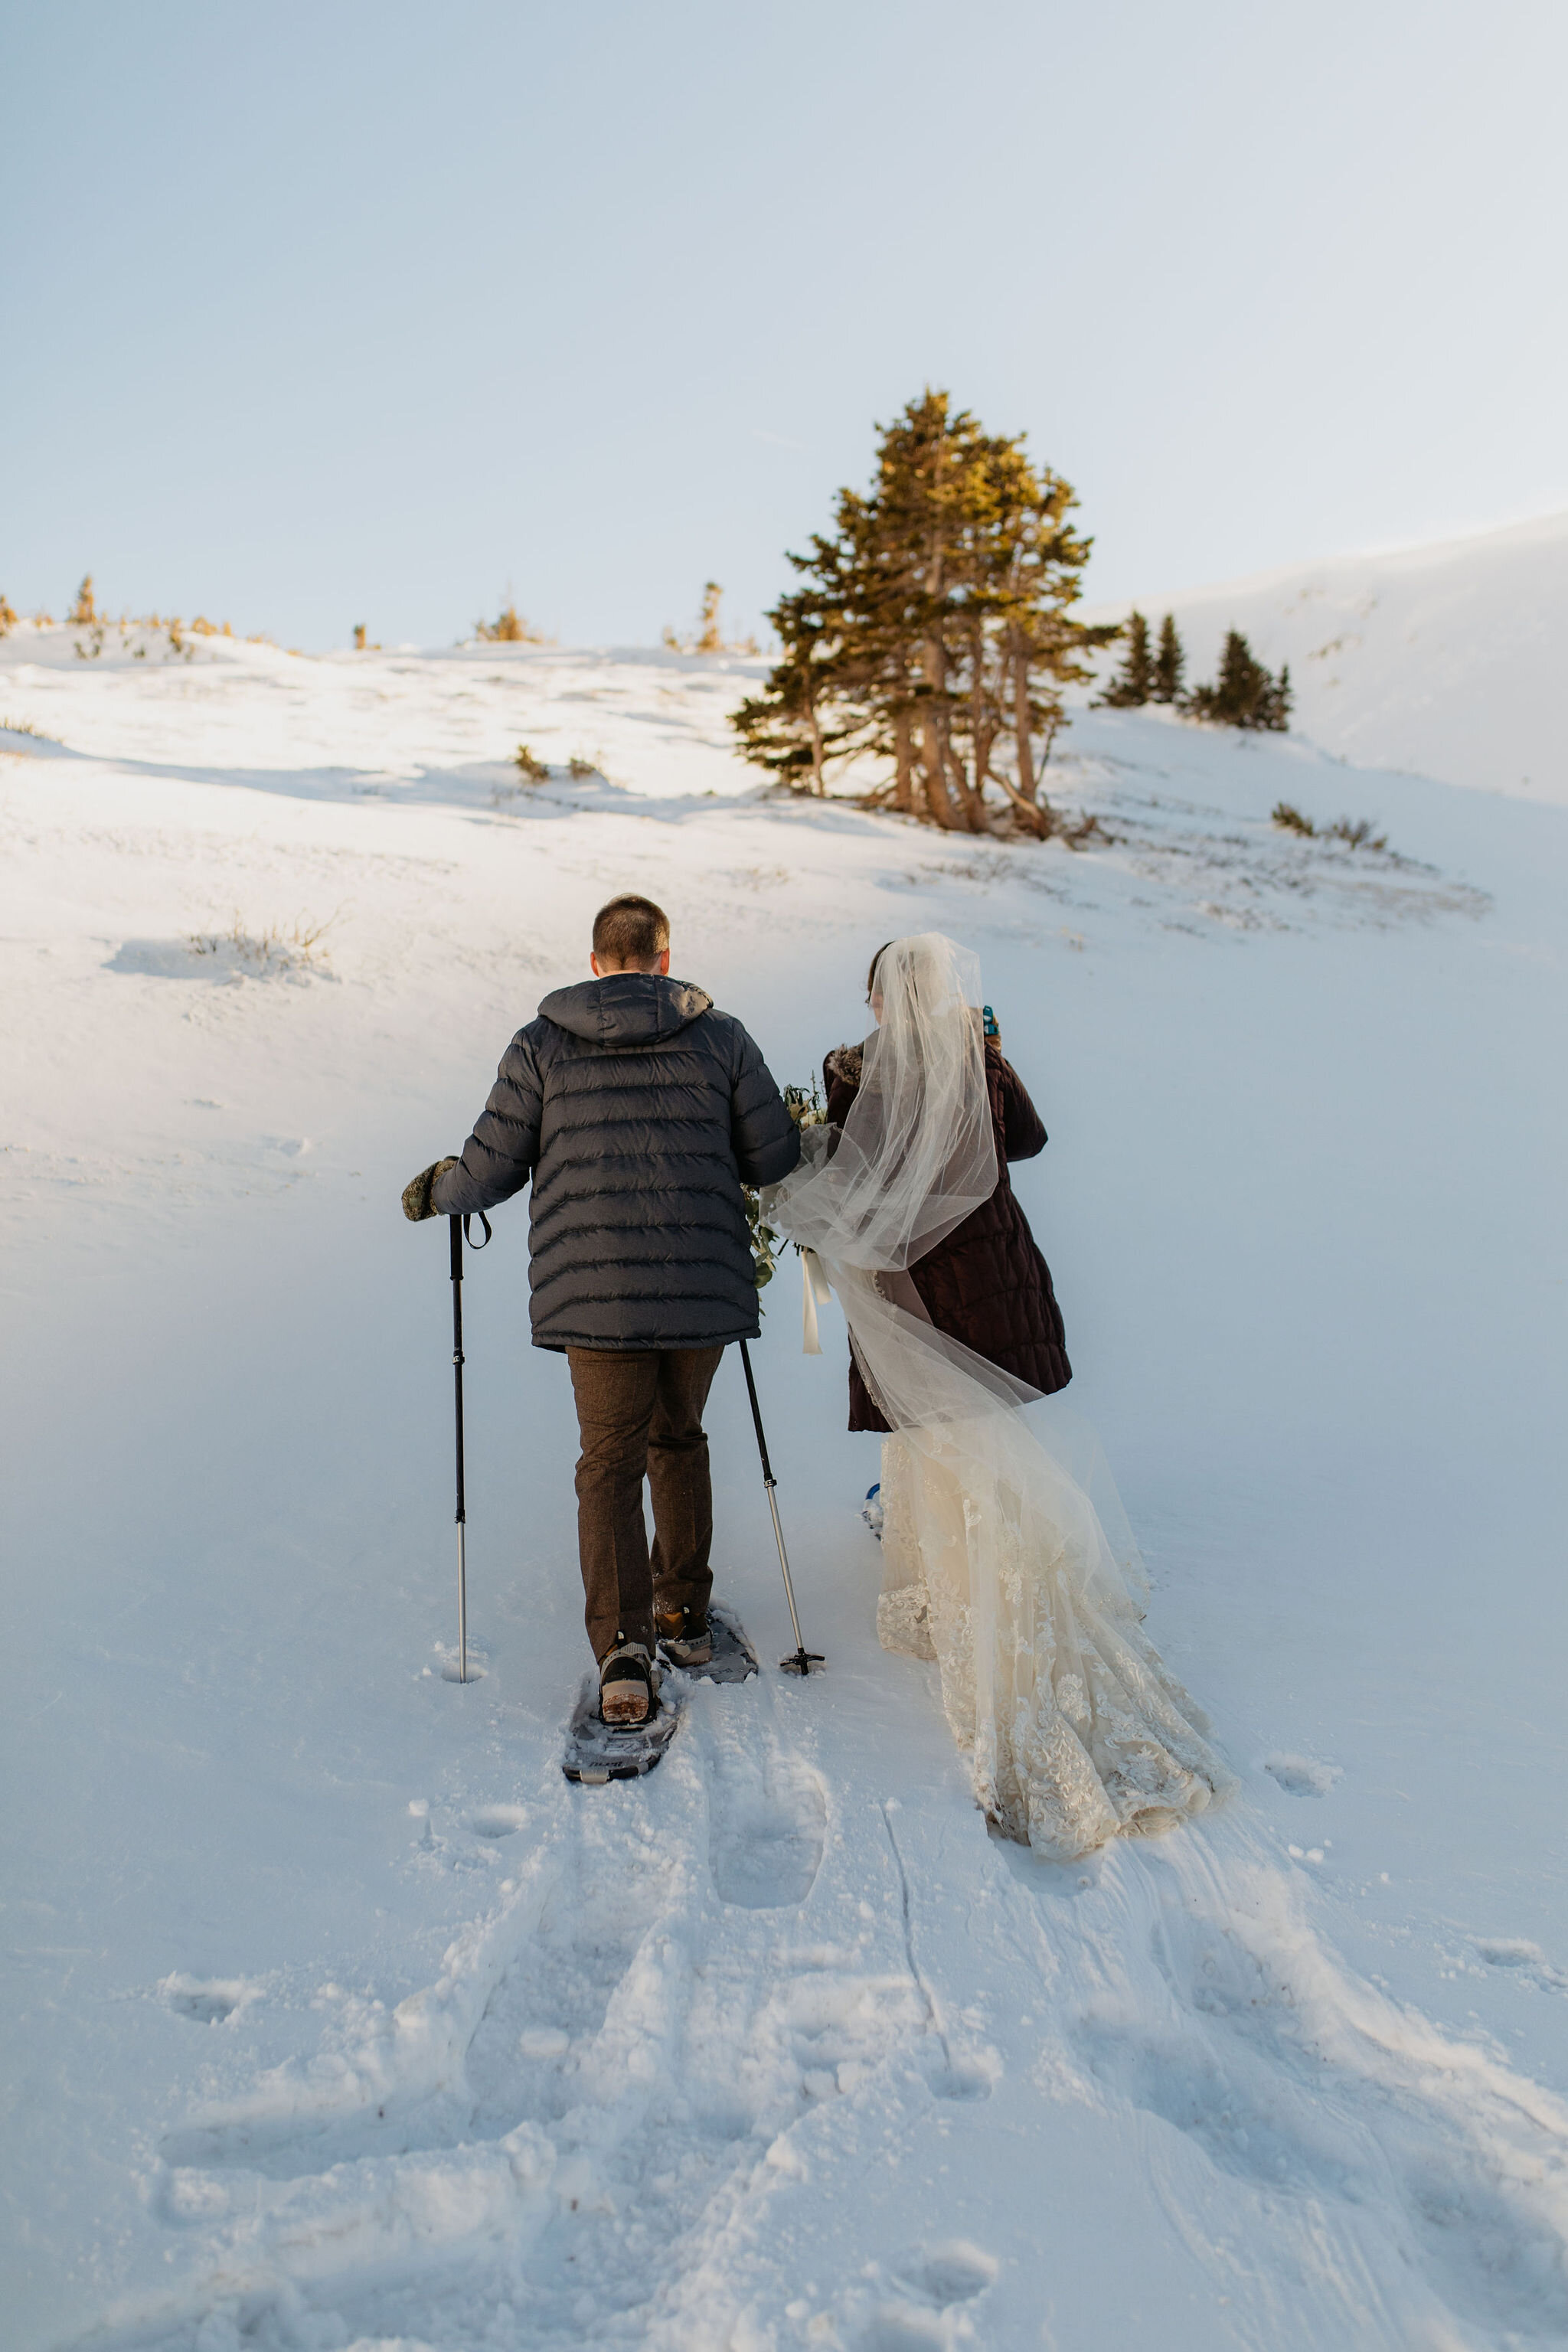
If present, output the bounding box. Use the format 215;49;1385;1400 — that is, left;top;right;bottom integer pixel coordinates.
1088;508;1568;803
4;627;1568;2350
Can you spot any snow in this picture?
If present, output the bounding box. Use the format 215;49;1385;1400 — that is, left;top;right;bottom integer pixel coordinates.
1086;506;1568;805
3;616;1567;2348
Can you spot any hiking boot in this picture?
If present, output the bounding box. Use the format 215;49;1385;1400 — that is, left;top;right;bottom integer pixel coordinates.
655;1606;714;1670
599;1639;656;1727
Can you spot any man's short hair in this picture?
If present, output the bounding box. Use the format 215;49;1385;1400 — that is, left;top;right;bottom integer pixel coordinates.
592;893;670;966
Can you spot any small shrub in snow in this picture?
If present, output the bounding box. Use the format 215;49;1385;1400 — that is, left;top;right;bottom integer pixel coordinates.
1329;815;1387;851
187;913;336;972
1272;802;1390;853
0;593;17;637
476;601;544;644
566;754;600;780
67;574;98;626
663;582;759;657
513;743;549;784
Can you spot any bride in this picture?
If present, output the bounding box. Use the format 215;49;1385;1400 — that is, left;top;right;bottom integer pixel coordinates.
765;933;1233;1860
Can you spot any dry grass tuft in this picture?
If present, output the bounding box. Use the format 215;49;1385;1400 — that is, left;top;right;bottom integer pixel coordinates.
476;601;547;644
187;912;338;971
1272;802;1390;852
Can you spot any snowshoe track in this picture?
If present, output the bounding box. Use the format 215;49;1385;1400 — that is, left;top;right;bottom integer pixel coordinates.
90;1710;1568;2350
113;1675;947;2350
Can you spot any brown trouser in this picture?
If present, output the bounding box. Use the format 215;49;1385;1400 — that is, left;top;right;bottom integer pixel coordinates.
565;1344;724;1663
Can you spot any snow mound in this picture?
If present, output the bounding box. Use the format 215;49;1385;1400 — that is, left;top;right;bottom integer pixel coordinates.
1088;508;1568;802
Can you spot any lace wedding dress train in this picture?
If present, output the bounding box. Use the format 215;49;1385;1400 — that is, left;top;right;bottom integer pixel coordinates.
874;1425;1233;1858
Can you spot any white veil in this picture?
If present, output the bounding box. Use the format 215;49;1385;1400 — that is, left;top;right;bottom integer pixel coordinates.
778;934;998;1277
766;933;1233;1858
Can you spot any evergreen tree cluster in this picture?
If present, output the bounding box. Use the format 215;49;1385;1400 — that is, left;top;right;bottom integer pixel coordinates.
1096;611;1290;731
731;391;1114;835
1186;629;1292;730
1096;610;1186;707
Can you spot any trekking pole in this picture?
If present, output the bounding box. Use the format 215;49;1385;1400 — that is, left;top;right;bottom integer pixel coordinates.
447;1210;491;1683
738;1338;823;1676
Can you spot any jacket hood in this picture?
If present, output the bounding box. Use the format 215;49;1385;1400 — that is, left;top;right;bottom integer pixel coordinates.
537;973;714;1047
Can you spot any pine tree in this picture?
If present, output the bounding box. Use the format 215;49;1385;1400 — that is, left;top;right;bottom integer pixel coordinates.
1184;629;1291;730
730;578;864;795
1260;661;1292;731
1152;612;1185;703
1095;610;1153;706
733;391;1109;832
68;575;97;626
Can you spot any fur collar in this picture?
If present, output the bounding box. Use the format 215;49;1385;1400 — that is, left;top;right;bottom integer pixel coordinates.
825;1042;864;1088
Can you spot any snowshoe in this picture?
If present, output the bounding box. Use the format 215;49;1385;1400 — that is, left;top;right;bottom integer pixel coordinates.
562;1673;682;1785
599;1638;656;1726
657;1602;759;1683
692;1604;759;1684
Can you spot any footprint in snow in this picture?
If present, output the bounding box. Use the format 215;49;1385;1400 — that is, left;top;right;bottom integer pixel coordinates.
858;2315;949;2350
469;1804;528;1839
895;2239;998;2306
1472;1936;1568;1994
159;1975;254;2026
704;1719;826;1909
1264;1750;1343;1798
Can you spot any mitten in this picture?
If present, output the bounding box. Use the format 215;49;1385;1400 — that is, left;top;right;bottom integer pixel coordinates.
401;1156;459;1222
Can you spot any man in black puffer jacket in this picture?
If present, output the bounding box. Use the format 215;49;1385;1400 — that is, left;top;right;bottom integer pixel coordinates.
402;893;799;1726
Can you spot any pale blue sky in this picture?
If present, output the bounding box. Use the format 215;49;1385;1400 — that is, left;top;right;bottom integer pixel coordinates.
4;1;1565;648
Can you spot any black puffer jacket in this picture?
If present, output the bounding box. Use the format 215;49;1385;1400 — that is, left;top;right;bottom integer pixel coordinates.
433;975;799;1351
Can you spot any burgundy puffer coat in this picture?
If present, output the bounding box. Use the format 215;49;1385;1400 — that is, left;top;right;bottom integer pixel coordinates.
823;1037;1071;1433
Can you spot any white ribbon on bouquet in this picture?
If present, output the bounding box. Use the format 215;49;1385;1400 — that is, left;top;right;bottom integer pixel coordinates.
799;1247;833;1354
